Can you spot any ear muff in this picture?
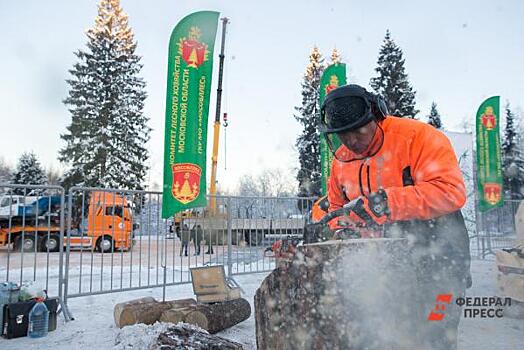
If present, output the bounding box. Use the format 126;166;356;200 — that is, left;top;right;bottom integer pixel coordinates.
375;95;388;118
363;91;388;119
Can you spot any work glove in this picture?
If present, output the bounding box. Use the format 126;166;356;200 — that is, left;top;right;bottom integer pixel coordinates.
349;189;390;227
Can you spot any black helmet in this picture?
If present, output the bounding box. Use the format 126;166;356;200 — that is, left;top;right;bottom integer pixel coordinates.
319;84;388;134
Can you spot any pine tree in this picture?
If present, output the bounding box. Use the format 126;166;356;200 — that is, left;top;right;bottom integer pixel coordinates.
11;152;48;194
427;102;443;129
370;30;419;118
502;103;524;199
294;47;324;197
59;0;150;191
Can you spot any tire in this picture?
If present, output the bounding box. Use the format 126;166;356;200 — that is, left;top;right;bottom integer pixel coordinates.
97;236;113;253
15;234;37;252
41;234;60;253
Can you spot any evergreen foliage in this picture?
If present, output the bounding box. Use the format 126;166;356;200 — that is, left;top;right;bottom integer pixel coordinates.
0;157;12;185
60;0;150;191
370;30;418;118
294;47;324;197
330;48;341;64
427;102;443;129
502;103;524;199
11;152;47;194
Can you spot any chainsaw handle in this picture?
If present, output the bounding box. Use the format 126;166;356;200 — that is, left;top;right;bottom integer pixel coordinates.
316;199;359;226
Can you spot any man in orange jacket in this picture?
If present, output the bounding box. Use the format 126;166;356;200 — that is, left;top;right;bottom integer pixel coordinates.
320;84;471;350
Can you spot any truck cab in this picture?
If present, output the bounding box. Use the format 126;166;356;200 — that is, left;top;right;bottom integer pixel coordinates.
67;191;135;252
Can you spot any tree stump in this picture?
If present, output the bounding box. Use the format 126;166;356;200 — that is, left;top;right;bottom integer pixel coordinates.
255;238;421;350
151;323;243;350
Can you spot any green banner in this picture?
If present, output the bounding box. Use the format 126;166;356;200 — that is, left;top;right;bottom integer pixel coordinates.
162;11;219;218
319;63;347;194
476;96;504;212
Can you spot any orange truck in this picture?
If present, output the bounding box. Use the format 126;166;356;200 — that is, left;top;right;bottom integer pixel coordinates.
0;191;135;253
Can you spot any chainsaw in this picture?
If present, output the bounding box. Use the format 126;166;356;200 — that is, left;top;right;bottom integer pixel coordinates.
267;198;367;258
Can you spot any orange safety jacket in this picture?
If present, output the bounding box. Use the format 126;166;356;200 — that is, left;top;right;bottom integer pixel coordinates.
327;116;466;225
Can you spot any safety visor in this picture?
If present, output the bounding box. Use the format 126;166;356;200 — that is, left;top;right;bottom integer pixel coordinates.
319;89;374;134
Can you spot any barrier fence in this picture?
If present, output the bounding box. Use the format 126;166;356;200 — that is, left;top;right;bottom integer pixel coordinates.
1;183;521;321
60;187;314;319
0;184;67;317
472;199;522;259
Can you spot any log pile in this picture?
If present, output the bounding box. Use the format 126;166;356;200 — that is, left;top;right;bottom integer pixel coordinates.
255;238;421;350
114;297;251;334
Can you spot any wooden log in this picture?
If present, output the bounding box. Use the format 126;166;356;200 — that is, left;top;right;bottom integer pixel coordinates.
114;297;157;328
114;298;197;328
166;298;198;309
255;238;421;350
184;298;251;334
115;301;170;328
160;307;195;324
152;323;243;350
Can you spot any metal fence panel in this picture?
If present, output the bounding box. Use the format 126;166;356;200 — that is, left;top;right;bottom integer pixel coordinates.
64;188;175;303
0;184;67;315
472;199;522;258
223;195;315;276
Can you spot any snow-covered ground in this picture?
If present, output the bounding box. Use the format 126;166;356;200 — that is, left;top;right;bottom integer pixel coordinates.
1;259;523;349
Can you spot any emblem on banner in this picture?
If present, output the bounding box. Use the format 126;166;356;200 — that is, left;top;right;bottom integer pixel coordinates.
171;163;202;204
481;106;497;130
178;26;209;68
483;183;501;205
325;75;340;95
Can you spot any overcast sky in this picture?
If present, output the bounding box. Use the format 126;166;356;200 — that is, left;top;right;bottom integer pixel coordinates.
0;0;522;192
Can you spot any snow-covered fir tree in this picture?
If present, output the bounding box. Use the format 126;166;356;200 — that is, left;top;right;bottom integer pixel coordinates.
294;47;324;197
330;48;341;64
427;102;443;129
502;102;524;199
11;152;48;194
46;166;63;186
370;30;418;118
60;0;150;191
0;157;12;185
